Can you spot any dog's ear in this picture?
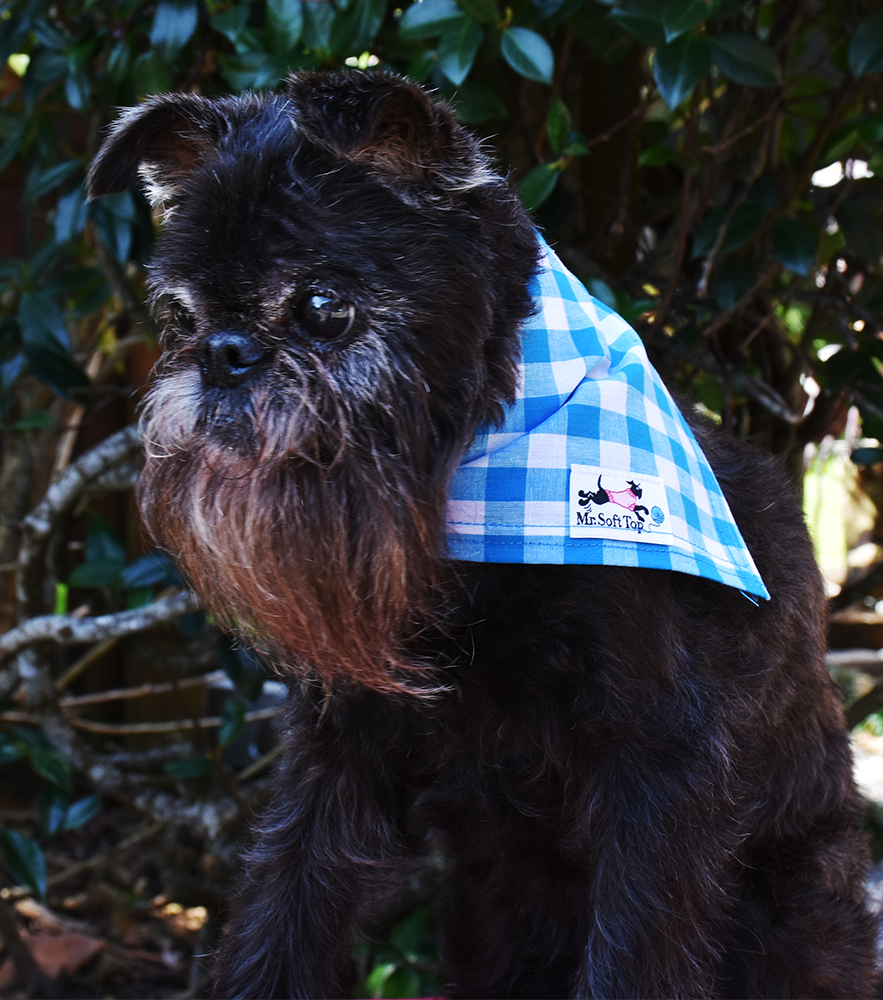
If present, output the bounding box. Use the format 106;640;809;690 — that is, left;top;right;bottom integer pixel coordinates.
88;94;226;205
286;71;493;192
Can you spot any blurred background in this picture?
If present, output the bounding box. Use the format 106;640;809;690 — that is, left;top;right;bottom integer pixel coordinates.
1;0;882;995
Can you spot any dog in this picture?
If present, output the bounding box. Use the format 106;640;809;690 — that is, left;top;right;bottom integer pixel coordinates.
88;71;878;998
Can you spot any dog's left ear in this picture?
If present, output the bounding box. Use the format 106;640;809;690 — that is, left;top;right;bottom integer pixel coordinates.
286;71;494;192
87;93;229;204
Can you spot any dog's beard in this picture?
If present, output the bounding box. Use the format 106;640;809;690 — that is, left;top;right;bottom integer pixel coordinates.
138;356;455;694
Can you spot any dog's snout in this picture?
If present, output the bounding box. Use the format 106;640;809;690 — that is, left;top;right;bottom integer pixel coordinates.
199;330;266;388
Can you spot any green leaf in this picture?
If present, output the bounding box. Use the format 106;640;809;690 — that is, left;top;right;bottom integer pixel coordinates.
55;184;89;244
18;292;66;352
0;10;30;68
212;5;251;45
546;98;572;156
773;217;816;276
587;278;617;309
0;120;28;176
654;32;710;109
64;62;91;113
819;116;883;166
399;0;465;39
0;828;47;898
267;0;304;52
533;0;580;19
107;39;134;82
852;447;883;466
638;144;679;166
713;258;754;309
38;788;68;836
0;358;26;413
68;558;126;588
849;9;883;79
692;371;725;415
456;0;499;23
353;0;387;49
501;27;554;84
836;200;883;265
449;80;507;123
708;32;781;87
54;582;68;615
29;746;72;795
84;516;127;566
406;48;438;83
364;962;398;997
132;50;174;95
63;795;102;831
691;203;765;257
150;0;199;59
218;697;246;748
26;350;91;401
24;160;82;203
662;0;718;42
302;1;336;49
437;17;482;85
69;517;127;589
614;291;655;325
518;162;559;212
0;318;20;367
607;6;666;47
89;190;136;262
709;0;747;17
0;734;25;765
165;756;213;779
388;906;429;957
120;552;179;590
221;52;295;92
14;409;54;431
382;966;421;998
126;587;155;609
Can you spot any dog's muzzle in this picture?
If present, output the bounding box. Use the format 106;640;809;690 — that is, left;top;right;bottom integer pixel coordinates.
199;330;267;389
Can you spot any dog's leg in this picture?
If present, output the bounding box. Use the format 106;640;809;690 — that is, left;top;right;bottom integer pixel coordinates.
211;687;409;1000
436;739;737;999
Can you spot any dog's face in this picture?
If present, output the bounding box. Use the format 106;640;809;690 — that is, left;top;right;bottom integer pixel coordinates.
89;72;538;691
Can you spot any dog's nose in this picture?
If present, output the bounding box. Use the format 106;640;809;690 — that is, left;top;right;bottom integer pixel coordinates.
199;331;267;388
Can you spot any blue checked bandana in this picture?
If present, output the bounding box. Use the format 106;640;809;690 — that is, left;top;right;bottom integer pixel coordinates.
445;234;770;602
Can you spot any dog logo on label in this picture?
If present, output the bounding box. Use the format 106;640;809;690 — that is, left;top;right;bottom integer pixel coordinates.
578;475;650;522
569;465;674;544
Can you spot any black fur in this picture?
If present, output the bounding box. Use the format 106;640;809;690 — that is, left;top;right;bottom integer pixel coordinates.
88;71;878;998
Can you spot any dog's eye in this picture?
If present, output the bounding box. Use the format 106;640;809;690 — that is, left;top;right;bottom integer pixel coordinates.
169;302;196;336
298;293;356;342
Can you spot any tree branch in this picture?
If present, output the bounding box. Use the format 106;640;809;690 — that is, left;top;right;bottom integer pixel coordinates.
0;590;202;667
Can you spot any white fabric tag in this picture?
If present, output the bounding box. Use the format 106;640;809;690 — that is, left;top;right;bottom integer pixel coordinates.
569;465;677;547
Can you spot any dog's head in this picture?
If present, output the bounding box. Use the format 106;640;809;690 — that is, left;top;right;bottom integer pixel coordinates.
89;71;538;692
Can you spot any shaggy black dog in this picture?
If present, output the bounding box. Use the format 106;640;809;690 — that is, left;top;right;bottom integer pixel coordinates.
89;71;878;998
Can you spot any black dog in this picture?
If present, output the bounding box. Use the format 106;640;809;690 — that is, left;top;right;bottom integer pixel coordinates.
89;72;878;998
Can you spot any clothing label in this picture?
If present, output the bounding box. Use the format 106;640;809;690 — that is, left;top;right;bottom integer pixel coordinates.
569;465;674;545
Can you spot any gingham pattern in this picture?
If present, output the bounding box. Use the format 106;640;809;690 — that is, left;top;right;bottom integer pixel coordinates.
445;235;769;601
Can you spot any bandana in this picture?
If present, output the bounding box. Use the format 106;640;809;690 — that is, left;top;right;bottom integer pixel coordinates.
445;235;769;602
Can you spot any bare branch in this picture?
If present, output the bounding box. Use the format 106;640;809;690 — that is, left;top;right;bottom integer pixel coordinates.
39;712;241;841
17;425;141;619
58;669;227;707
0;704;281;736
0;590;201;666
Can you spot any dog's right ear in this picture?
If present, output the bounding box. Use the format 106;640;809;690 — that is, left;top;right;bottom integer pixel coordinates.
286;71;494;193
87;94;224;205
